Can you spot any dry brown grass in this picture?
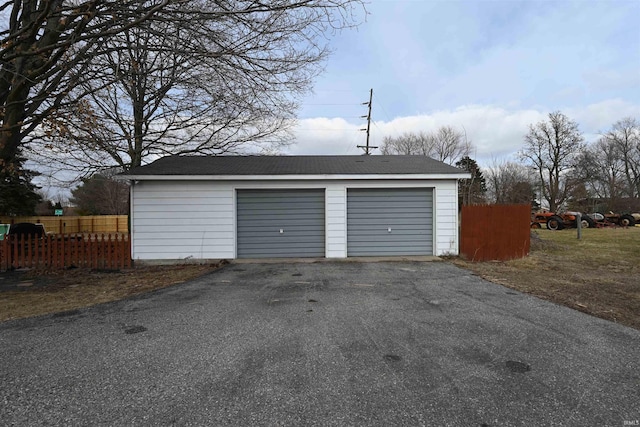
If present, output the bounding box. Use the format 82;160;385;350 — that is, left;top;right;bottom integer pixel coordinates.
0;263;225;322
453;227;640;329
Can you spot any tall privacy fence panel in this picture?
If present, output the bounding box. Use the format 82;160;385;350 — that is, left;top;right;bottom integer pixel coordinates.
0;215;128;235
0;234;131;270
460;204;531;262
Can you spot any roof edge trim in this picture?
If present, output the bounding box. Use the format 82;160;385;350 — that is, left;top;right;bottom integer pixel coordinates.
119;173;472;181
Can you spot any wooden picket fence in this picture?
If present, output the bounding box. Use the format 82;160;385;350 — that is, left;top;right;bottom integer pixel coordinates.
0;234;131;271
460;204;531;262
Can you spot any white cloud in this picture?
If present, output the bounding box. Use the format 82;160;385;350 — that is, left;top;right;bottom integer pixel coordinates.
288;100;640;166
566;99;640;135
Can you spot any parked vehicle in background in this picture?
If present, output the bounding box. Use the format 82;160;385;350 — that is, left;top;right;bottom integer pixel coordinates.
601;212;636;227
531;211;595;230
7;223;47;238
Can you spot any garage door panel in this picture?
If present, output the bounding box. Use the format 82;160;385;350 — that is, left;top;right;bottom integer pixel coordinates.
237;217;324;226
247;247;327;256
348;223;432;231
348;231;432;240
346;199;429;205
356;243;431;250
239;196;320;201
346;209;433;216
238;221;324;234
347;188;433;256
236;203;323;211
237;231;325;238
238;210;324;219
347;189;424;197
237;225;325;232
346;212;432;220
239;240;324;248
348;234;432;242
237;230;325;240
349;247;430;256
237;189;325;258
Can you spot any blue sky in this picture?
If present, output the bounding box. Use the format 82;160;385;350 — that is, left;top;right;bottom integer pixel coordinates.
289;0;640;161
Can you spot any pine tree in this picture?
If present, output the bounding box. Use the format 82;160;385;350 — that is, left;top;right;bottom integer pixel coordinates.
0;152;42;216
456;156;487;206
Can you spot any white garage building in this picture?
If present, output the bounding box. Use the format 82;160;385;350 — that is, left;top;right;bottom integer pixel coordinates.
121;155;470;261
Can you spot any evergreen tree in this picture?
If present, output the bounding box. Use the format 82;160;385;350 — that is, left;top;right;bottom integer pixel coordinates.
70;174;129;215
456;156;487;206
0;153;42;216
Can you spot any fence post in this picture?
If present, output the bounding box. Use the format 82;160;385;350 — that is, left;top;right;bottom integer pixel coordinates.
44;235;49;268
1;238;6;270
576;212;582;240
27;234;33;268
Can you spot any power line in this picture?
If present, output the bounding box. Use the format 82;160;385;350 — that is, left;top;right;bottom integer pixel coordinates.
372;92;402;138
372;92;396;123
302;103;362;106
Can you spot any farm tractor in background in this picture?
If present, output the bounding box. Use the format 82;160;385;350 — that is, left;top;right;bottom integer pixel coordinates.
592;212;638;227
531;211;637;230
531;211;594;230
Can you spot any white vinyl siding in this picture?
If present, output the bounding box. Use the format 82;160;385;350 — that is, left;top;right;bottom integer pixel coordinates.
131;181;235;260
434;182;459;255
325;186;347;258
130;179;460;261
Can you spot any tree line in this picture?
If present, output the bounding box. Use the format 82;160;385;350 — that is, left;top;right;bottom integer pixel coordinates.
380;114;640;213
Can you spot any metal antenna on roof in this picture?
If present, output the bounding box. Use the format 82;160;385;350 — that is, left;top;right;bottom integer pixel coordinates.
358;88;377;155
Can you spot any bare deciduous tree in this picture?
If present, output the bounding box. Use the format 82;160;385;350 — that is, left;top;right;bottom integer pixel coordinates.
485;159;536;205
519;111;584;212
574;137;624;200
380;126;471;165
0;0;173;175
603;117;640;198
2;1;366;179
572;117;639;211
379;132;426;155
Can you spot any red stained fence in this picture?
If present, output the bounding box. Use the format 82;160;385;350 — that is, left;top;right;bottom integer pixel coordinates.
0;234;131;270
460;204;531;262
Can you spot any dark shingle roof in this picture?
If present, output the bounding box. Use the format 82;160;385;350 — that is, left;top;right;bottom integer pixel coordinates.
123;155;468;177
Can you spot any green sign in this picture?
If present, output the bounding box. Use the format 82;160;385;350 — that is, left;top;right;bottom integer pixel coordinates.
0;224;9;240
55;209;64;216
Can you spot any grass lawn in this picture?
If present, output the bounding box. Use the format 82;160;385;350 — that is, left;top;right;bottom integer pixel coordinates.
454;226;640;330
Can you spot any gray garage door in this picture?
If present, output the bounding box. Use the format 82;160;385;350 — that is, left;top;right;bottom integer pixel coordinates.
237;189;325;258
347;188;433;256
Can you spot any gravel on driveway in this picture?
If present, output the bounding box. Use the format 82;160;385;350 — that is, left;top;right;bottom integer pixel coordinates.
1;261;638;426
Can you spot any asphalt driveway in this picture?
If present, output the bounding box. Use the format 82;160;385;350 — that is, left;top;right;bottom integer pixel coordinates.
1;261;638;426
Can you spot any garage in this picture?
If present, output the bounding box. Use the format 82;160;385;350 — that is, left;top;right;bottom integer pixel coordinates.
122;155;468;261
236;189;325;258
347;188;433;256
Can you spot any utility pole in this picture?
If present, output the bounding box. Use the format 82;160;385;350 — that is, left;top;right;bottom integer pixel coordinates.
358;88;377;155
